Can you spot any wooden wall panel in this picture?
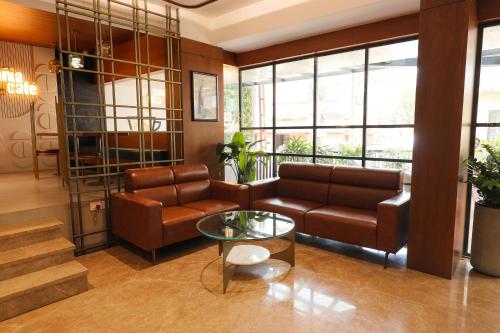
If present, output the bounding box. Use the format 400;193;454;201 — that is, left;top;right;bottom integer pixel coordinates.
421;0;465;9
181;38;224;179
478;0;500;23
223;51;237;66
0;0;149;50
408;0;477;279
0;0;56;48
235;14;419;67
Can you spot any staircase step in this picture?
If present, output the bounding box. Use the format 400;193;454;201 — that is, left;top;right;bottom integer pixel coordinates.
0;237;75;281
0;218;63;252
0;260;88;321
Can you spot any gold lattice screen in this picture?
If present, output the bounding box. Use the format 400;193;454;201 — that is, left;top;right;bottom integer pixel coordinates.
0;41;36;118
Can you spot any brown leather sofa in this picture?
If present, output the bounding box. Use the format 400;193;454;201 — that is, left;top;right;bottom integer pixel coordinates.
248;163;410;267
111;164;249;263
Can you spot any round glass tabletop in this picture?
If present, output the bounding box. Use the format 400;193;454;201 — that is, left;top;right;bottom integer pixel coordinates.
196;210;295;241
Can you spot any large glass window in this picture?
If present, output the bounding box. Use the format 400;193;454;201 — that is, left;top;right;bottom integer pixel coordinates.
367;40;418;125
241;66;273;128
317;50;365;126
239;38;418;186
223;65;240;143
465;24;500;254
276;59;314;127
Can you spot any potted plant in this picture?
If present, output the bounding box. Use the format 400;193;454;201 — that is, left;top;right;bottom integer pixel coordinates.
216;132;268;184
467;144;500;276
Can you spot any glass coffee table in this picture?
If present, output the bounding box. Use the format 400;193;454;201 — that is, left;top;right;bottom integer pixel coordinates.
196;210;295;293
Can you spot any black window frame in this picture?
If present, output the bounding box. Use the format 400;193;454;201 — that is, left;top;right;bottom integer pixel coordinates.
463;21;500;255
238;36;419;182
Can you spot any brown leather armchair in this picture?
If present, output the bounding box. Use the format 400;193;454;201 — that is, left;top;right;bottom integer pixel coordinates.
248;163;410;267
111;164;249;263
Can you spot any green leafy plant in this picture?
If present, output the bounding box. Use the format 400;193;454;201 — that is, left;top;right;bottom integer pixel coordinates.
467;144;500;208
276;136;312;164
277;136;364;165
216;132;268;184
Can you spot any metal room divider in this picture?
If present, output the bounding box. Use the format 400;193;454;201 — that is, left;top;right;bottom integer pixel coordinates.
55;0;183;254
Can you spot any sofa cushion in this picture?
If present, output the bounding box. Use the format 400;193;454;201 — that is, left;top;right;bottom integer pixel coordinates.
328;184;398;211
251;197;323;232
277;179;329;204
171;164;209;183
132;185;177;207
175;180;211;205
277;163;331;203
162;206;206;245
330;166;402;190
125;166;174;191
182;199;239;215
279;163;332;182
305;205;377;248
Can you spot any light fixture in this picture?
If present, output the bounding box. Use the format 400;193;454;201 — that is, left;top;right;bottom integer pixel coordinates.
69;54;84;69
69;30;84;69
48;59;61;73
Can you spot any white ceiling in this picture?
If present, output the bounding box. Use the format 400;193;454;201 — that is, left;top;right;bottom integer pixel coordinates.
12;0;420;53
185;0;262;17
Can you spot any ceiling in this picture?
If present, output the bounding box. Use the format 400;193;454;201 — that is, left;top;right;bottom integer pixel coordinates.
188;0;262;17
6;0;420;53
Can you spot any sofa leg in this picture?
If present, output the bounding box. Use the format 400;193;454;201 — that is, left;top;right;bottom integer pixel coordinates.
151;249;157;265
384;252;390;269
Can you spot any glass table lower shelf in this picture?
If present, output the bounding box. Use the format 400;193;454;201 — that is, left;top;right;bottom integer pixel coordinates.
225;245;271;265
196;210;295;293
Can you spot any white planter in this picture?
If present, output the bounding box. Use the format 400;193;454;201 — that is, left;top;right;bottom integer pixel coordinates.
470;203;500;277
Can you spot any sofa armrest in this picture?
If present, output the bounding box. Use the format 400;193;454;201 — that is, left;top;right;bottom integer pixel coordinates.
210;180;249;209
111;192;163;251
376;192;410;253
247;178;279;204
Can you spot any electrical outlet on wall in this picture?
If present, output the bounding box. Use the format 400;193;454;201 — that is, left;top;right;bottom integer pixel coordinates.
90;201;105;211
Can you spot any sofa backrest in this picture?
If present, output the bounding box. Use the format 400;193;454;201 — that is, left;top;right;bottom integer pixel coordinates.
125;166;177;207
171;164;210;205
277;163;331;204
328;166;402;211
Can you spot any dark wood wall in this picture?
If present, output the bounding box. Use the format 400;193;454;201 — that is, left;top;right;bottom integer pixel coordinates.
181;38;225;179
407;0;478;278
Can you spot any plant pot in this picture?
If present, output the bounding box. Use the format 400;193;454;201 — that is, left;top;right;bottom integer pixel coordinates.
470;203;500;277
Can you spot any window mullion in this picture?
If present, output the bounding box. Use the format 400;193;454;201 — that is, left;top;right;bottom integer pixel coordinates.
272;64;277;177
238;69;242;131
313;57;318;163
362;48;369;167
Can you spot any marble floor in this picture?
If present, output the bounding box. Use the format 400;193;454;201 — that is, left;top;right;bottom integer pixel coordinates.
1;235;499;333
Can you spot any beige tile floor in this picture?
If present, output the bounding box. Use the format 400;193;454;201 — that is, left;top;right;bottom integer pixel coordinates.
1;235;499;333
0;170;111;216
0;171;67;215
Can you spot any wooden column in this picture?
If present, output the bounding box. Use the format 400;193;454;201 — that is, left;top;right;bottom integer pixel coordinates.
408;0;478;278
181;38;225;179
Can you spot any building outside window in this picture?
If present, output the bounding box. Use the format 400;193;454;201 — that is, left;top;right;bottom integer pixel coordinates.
239;38;418;188
223;65;240;143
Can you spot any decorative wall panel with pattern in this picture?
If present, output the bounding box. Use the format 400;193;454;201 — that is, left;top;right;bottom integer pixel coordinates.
0;42;58;173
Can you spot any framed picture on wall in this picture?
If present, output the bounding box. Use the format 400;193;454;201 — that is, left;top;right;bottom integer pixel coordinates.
191;71;218;122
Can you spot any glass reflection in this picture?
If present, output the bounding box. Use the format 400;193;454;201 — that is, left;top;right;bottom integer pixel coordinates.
267;282;356;315
197;210;294;240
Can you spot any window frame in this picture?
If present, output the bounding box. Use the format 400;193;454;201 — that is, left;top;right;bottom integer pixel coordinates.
463;21;500;255
238;36;418;181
